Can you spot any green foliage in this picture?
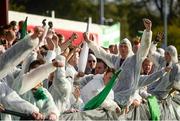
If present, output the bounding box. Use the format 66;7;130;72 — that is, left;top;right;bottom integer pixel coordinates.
56;0;99;23
152;24;180;54
168;25;180;54
9;0;180;54
9;3;26;12
104;3;119;21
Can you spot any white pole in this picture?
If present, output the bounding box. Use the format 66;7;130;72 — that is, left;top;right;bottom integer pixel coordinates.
164;0;168;48
51;10;55;18
99;0;104;25
78;17;92;73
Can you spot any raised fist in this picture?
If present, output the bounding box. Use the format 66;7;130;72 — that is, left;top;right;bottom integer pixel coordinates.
31;26;44;39
143;18;152;32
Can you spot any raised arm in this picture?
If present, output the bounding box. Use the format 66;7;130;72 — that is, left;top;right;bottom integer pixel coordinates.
18;59;63;95
173;64;180;90
136;19;152;64
148;32;165;66
50;55;72;102
77;74;94;89
83;33;118;68
60;33;77;52
0;26;43;79
21;51;38;74
138;67;171;88
0;82;39;116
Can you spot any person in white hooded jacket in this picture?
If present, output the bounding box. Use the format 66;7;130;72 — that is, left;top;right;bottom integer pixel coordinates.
136;42;180;120
0;26;43;79
0;26;44;120
7;57;64;120
21;59;60;121
148;44;180;99
83;18;152;107
0;81;42;120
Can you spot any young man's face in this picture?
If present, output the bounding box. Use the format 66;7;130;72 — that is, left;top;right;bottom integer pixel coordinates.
103;71;113;85
119;44;128;58
5;30;16;43
87;57;96;69
95;62;106;74
164;51;171;63
142;59;153;75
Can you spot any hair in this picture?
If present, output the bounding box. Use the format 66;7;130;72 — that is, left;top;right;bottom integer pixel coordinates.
109;44;115;48
56;33;64;40
88;53;97;62
41;45;49;51
105;68;115;75
142;58;153;65
165;45;178;63
39;45;48;57
10;21;17;26
97;58;107;68
29;59;45;71
119;38;134;57
3;24;12;30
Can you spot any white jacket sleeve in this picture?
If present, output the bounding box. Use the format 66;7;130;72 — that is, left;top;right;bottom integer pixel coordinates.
139;87;151;98
148;43;162;67
132;30;152;95
44;46;61;63
55;46;61;56
88;41;118;68
54;66;72;101
138;69;166;88
77;74;94;89
0;82;39;114
47;55;72;113
136;30;152;64
101;99;120;112
44;50;56;63
18;63;56;95
21;51;38;74
0;35;39;79
173;64;180;90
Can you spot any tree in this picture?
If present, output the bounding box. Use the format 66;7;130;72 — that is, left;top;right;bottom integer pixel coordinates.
9;0;180;53
141;0;180;24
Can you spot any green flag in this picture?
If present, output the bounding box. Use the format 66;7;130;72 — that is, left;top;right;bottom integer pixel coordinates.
21;17;28;39
100;23;120;48
147;96;161;121
137;30;143;37
83;69;121;111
